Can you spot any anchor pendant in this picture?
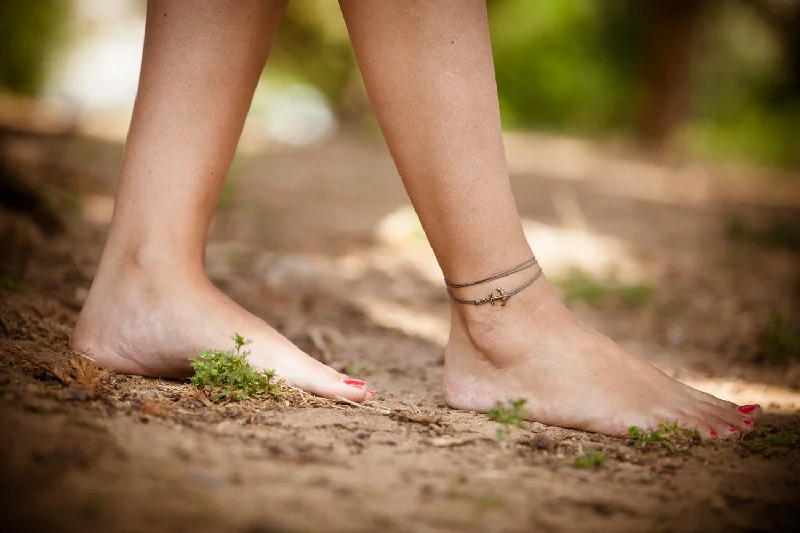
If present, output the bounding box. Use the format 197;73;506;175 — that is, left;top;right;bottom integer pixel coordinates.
474;287;510;306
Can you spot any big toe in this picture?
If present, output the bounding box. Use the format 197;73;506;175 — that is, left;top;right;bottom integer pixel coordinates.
318;376;371;402
734;403;763;423
285;360;370;402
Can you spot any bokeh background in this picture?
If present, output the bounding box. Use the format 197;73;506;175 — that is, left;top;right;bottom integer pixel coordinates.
2;0;800;164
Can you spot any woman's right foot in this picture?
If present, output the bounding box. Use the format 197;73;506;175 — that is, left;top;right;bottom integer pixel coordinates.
71;259;372;402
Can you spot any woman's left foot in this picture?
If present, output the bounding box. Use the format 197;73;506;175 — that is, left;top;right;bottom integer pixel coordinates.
443;273;761;439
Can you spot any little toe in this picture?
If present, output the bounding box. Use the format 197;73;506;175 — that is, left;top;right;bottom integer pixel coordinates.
700;412;742;440
688;418;717;441
724;424;742;439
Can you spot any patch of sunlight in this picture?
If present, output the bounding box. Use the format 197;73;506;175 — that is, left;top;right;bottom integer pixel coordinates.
263;84;336;148
42;0;144;140
504;132;597;183
373;205;645;283
240;82;336;152
46;7;143;112
374;205;427;247
373;205;442;283
355;295;449;346
504;132;714;206
521;218;643;281
81;194;115;224
503;131;800;208
682;378;800;413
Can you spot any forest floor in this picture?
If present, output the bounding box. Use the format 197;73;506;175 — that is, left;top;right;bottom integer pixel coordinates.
1;129;800;533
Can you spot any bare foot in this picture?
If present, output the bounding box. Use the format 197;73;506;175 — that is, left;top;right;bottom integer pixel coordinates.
71;261;372;402
443;271;761;438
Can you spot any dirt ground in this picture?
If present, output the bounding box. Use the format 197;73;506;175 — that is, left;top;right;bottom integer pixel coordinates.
2;129;800;533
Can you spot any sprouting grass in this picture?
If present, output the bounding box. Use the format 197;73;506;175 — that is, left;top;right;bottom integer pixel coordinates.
473;493;504;514
763;218;800;251
572;450;606;469
724;214;749;241
559;270;607;305
343;363;376;377
760;313;800;364
724;214;800;252
190;333;282;402
744;428;797;456
487;398;529;441
557;269;654;309
618;284;653;309
628;421;700;455
0;266;27;293
657;296;687;318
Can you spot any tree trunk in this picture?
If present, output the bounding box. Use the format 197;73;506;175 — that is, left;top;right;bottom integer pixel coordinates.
636;0;708;148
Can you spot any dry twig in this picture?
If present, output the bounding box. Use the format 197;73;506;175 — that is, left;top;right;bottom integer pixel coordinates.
425;436;493;448
336;396;391;415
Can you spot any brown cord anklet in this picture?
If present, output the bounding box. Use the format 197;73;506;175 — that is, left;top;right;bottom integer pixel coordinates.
447;265;544;306
444;256;538;288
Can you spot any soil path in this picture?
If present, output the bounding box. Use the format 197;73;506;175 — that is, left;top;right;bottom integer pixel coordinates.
2;132;799;533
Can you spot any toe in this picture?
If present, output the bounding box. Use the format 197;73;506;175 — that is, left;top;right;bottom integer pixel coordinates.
679;415;716;441
285;359;370;402
684;384;763;426
327;375;370;402
701;402;757;434
700;412;742;440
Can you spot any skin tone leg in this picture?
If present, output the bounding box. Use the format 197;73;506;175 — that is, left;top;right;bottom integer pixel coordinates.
339;0;761;437
71;0;372;402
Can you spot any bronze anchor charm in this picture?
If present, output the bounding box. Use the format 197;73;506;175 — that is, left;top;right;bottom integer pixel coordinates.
473;287;510;306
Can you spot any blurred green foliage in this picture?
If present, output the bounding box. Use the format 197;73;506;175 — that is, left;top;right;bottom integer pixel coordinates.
271;0;359;114
760;313;800;364
489;0;642;133
725;214;800;251
488;0;799;166
0;0;797;166
558;269;608;306
0;0;70;95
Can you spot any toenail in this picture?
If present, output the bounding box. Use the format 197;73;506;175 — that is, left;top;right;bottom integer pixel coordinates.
342;378;366;389
368;390;374;395
728;426;737;432
709;430;717;437
737;405;757;414
742;418;752;426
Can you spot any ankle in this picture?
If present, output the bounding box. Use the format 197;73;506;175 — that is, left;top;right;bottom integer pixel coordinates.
98;232;206;284
449;277;572;349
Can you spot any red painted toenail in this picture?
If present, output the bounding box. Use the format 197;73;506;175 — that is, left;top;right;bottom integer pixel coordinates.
728;426;737;432
342;378;366;388
709;431;717;437
737;405;757;414
368;390;374;395
742;418;752;426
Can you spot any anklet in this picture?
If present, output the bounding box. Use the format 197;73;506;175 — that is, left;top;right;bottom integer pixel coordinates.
444;256;538;288
447;265;543;306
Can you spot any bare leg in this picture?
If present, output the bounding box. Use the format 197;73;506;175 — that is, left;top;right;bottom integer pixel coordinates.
339;0;760;436
72;0;371;401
